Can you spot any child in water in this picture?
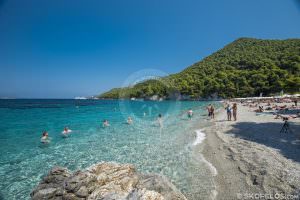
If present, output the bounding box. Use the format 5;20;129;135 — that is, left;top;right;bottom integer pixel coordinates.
187;109;193;120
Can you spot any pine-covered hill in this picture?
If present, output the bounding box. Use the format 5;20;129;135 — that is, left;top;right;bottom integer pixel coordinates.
99;38;300;99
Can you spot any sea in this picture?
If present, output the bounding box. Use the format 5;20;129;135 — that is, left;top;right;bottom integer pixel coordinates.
0;99;219;200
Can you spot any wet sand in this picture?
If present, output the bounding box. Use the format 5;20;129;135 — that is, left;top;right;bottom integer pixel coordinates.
202;103;300;199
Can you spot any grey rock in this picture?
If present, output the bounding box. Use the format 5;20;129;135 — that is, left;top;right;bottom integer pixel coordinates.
30;167;71;200
31;162;187;200
75;186;89;198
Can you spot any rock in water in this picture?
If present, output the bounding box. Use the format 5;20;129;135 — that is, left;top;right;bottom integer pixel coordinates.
31;162;187;200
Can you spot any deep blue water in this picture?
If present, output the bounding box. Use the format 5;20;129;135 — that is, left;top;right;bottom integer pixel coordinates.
0;99;218;200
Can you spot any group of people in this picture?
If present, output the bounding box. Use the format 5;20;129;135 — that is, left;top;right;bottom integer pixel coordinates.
186;105;216;121
102;116;137;127
41;104;219;144
225;103;237;121
102;114;164;128
40;127;72;143
241;98;300;120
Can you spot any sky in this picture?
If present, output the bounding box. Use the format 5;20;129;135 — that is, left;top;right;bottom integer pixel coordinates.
0;0;299;98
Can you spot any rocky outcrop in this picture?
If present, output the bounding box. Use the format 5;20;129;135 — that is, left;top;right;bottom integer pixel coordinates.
31;162;187;200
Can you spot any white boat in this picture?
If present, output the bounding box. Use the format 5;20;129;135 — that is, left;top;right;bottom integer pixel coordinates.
74;96;87;100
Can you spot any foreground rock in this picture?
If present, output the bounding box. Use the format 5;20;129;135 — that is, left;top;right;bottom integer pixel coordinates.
31;162;187;200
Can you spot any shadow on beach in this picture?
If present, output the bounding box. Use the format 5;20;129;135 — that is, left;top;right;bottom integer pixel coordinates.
226;121;300;163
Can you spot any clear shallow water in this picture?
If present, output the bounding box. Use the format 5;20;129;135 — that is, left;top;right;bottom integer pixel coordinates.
0;99;218;200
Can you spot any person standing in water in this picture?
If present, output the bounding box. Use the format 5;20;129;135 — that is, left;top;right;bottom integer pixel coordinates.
225;104;232;121
62;127;72;138
207;104;212;117
63;127;72;133
127;117;133;125
157;114;163;128
41;131;50;143
187;108;193;120
103;120;110;127
232;103;237;121
210;105;215;119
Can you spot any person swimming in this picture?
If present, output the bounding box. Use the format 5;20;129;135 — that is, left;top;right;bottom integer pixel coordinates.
103;120;110;127
187;108;193;120
62;127;72;134
127;117;133;125
62;127;72;137
40;131;50;143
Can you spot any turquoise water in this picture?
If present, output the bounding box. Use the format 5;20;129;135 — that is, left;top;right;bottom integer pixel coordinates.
0;99;218;200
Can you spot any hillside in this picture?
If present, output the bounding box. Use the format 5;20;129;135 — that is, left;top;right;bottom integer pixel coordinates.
99;38;300;99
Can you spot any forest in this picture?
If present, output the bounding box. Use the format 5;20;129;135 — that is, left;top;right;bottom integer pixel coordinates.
99;38;300;99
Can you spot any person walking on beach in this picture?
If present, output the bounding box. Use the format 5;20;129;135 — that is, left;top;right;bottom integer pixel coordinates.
225;104;232;121
232;103;237;121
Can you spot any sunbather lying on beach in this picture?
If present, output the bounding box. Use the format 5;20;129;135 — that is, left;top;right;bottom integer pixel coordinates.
274;114;282;119
289;114;300;119
275;105;288;111
254;106;264;112
274;112;300;120
265;107;273;111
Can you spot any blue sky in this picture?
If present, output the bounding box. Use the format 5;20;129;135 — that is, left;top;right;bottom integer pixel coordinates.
0;0;299;98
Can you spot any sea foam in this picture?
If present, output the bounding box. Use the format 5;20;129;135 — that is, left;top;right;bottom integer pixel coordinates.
193;129;218;176
192;129;218;199
193;129;206;146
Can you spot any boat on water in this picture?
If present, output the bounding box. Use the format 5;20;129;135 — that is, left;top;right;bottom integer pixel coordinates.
74;96;87;100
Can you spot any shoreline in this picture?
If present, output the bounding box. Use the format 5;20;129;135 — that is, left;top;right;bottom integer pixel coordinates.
200;103;300;199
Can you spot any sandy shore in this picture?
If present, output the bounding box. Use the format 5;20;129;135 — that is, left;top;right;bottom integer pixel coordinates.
202;103;300;200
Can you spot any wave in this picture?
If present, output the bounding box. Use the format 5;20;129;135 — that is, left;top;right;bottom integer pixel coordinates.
192;128;218;199
193;129;206;146
200;154;218;176
192;129;218;176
